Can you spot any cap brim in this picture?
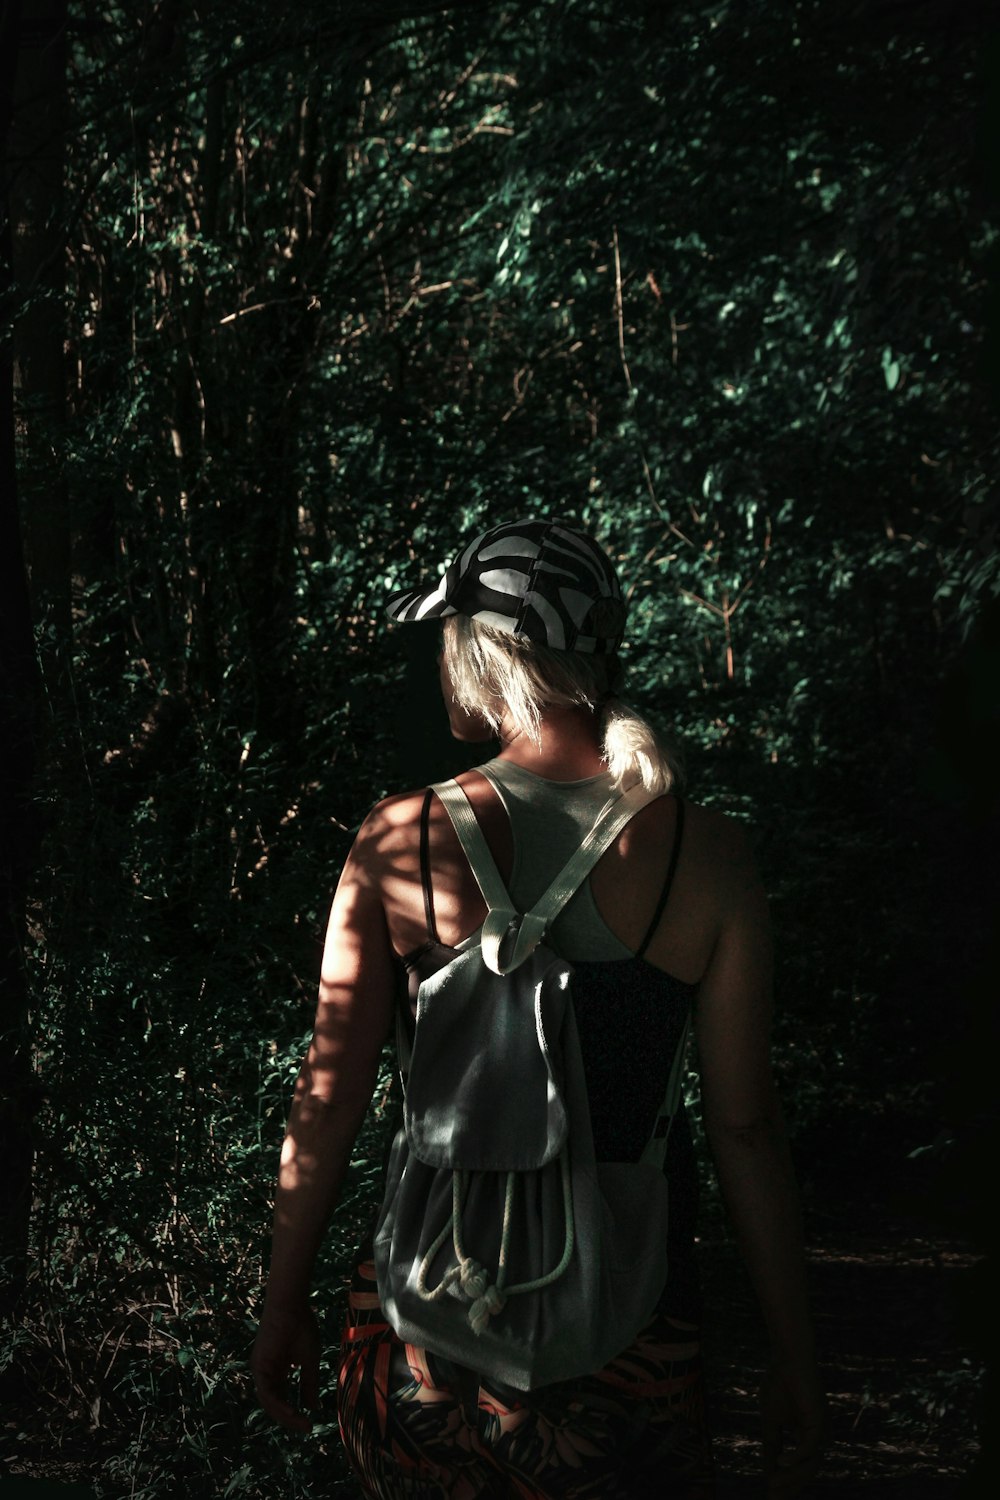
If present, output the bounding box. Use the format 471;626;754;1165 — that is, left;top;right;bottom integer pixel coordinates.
385;582;459;624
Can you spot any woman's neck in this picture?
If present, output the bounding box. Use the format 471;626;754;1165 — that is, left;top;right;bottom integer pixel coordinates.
494;705;607;782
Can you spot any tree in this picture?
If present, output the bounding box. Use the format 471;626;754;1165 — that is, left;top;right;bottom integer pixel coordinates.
0;0;67;1327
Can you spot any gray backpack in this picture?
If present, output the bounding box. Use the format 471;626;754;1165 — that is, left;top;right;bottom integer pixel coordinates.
373;777;690;1390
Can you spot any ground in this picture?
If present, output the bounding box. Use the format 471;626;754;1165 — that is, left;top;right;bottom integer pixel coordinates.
699;1185;982;1498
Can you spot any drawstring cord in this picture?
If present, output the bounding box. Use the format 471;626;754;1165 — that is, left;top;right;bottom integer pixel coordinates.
414;1148;575;1335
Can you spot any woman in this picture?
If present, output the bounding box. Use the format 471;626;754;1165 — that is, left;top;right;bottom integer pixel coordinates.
251;519;826;1498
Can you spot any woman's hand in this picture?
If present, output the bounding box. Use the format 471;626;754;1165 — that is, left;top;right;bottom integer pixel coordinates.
760;1358;828;1496
251;1302;322;1433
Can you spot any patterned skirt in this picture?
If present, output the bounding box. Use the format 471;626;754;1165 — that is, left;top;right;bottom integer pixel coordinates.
337;1253;716;1499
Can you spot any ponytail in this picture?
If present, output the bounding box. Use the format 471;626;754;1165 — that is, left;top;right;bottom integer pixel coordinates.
600;695;681;795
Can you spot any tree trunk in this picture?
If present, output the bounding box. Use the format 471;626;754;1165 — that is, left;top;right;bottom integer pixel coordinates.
9;0;69;660
0;0;44;1327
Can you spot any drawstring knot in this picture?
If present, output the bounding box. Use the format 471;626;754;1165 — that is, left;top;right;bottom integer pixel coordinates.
414;1154;575;1338
459;1259;488;1300
468;1285;506;1335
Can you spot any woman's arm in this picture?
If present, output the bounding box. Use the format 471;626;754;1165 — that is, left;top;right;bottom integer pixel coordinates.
695;819;826;1493
251;808;395;1430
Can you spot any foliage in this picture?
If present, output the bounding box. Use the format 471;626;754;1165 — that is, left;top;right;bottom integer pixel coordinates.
3;0;996;1492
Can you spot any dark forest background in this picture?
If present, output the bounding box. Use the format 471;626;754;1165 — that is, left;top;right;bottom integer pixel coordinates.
1;1;998;1496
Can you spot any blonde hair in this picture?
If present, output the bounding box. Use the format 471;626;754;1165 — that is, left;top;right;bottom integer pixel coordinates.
442;615;683;795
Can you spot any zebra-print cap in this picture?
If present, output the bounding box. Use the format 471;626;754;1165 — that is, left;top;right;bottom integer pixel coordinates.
385;518;626;654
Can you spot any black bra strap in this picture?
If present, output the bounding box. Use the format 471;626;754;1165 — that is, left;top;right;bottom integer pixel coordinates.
635;797;685;959
419;787;439;944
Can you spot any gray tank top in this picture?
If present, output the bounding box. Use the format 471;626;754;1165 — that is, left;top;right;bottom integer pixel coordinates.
477;756;650;961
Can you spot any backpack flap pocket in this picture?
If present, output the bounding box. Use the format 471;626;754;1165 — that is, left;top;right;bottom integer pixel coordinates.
405;944;572;1172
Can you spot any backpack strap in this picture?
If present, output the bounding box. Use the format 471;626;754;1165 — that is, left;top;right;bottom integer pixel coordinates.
639;1012;692;1170
431;778;661;975
431;780;534;974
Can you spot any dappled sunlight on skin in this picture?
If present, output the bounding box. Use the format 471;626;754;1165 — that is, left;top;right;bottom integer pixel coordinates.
305;877;390;1105
375;781;510;957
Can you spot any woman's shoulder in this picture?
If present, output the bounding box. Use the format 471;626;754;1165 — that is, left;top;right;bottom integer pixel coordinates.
620;795;764;925
352;781;457;867
680;795;755;850
352;786;427;859
677;797;767;913
621;787;753;858
364;785;429;825
364;770;499;826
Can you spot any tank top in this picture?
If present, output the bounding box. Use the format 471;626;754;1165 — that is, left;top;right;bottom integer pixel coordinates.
392;756;702;1321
